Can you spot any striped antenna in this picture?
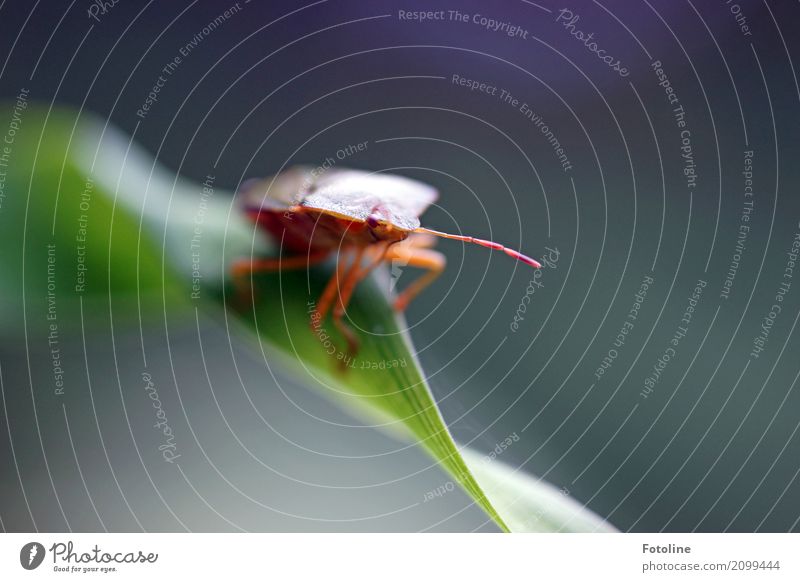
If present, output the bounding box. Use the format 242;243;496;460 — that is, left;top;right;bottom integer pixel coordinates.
415;227;542;268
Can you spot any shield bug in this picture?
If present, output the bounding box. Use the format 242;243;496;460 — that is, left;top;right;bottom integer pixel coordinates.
234;167;541;355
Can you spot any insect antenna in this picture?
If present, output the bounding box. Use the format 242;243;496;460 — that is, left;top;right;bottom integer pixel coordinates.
414;227;542;268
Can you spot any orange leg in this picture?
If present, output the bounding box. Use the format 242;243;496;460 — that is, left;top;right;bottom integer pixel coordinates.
313;221;362;324
231;251;330;279
385;245;446;312
231;251;330;307
313;247;364;327
331;243;392;355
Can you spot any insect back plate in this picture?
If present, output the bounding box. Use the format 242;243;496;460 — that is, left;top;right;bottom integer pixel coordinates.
237;166;315;215
303;170;438;232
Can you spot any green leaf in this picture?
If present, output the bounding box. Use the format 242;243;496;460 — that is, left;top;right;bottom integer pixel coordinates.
461;448;614;532
225;266;510;530
0;102;615;532
0;104;186;333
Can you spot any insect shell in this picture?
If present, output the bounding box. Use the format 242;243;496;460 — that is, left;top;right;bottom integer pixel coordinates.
237;166;541;267
235;167;541;355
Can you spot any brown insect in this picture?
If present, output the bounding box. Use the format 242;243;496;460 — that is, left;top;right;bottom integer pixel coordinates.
234;167;541;354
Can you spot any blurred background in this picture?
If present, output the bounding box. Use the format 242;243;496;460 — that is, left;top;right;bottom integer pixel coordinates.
1;0;799;532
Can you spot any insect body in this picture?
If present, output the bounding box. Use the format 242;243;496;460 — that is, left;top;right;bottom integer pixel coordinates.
234;167;541;355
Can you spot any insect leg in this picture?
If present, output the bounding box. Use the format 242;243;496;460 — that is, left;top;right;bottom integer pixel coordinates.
230;251;330;279
385;245;447;312
231;251;330;307
331;243;392;356
313;247;364;327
